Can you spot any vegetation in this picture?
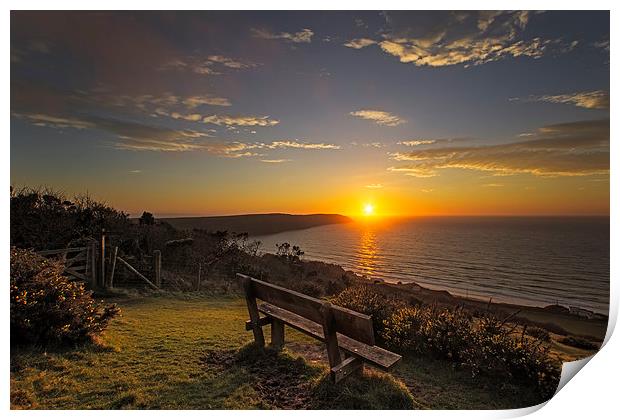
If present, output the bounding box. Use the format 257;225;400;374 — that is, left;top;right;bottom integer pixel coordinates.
10;248;119;345
559;336;599;351
331;285;398;337
8;187;595;409
11;295;552;409
10;187;130;250
10;296;415;409
335;287;562;401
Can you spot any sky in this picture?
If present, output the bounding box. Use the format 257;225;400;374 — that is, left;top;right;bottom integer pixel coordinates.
10;11;610;217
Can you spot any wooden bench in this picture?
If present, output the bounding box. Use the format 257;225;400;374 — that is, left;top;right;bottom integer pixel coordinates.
237;273;402;383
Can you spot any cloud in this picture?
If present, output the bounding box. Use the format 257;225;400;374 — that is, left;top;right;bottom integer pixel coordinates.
397;137;473;147
345;11;576;68
519;90;609;109
260;159;292;163
266;140;341;150
202;115;280;127
482;183;504;187
398;140;436;146
129;170;142;174
593;39;610;52
182;95;232;108
350;109;406;126
343;38;377;49
206;55;258;69
12;111;340;157
365;183;383;189
160;55;259;75
251;28;314;43
388;119;609;177
11;112;95;129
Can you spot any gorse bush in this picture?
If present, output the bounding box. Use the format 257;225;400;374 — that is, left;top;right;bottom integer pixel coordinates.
10;248;120;345
331;286;398;338
382;304;561;400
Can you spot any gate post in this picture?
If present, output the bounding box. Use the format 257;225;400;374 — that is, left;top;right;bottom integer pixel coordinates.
153;250;161;288
100;229;106;288
89;241;97;288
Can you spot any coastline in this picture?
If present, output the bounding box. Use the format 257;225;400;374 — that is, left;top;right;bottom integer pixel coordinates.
355;274;609;343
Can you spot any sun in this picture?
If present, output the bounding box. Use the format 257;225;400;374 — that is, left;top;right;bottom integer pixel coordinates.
363;203;375;216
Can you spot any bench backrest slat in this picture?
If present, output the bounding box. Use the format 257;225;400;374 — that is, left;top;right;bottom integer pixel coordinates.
237;274;375;345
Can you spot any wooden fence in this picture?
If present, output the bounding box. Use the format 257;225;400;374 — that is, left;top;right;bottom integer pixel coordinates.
38;245;96;286
38;234;161;290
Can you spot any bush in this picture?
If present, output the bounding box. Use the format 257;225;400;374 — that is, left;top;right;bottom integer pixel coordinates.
527;326;551;342
10;248;120;345
10;187;130;250
331;286;397;337
559;336;599;350
382;305;561;400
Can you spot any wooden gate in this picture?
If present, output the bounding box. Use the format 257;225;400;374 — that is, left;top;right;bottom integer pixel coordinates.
38;245;96;286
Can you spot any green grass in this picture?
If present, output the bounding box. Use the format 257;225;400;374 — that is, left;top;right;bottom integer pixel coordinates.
10;295;550;409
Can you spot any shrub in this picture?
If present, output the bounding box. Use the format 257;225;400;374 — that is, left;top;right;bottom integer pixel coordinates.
10;187;130;250
382;305;561;400
331;286;397;337
10;248;120;345
527;326;552;342
559;336;599;350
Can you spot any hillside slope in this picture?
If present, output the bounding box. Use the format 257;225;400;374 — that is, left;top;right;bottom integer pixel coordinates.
160;213;352;236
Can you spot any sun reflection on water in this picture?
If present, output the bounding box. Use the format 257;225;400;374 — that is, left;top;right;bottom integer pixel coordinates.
356;226;379;277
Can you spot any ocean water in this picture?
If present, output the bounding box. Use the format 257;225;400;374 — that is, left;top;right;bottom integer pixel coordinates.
255;217;609;314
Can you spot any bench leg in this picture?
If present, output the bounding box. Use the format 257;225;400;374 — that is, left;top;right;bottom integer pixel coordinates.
243;277;265;347
331;356;363;383
271;319;285;350
320;303;342;370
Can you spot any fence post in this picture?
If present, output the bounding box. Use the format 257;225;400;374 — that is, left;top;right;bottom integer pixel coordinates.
100;229;106;289
197;262;202;291
153;250;161;288
90;241;97;288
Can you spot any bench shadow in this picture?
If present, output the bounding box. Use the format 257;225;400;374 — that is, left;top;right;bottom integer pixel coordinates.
199;342;419;409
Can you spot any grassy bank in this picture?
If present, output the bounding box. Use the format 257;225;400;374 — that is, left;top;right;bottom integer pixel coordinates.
11;294;560;409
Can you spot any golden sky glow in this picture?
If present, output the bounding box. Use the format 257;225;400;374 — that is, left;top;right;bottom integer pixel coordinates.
10;11;610;218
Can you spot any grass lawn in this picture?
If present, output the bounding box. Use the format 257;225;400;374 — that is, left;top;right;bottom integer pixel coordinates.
11;294;553;409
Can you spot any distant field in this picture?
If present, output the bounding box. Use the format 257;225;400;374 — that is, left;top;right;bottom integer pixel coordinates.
11;294;554;409
159;213;352;236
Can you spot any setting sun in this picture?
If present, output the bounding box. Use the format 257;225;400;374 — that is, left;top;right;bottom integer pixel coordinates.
363;203;375;216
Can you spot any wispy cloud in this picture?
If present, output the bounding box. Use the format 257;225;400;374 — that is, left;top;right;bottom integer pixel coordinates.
593;38;610;52
202;115;280;127
251;28;314;43
389;119;609;178
482;183;504;187
266;140;341;150
12;112;340;157
398;140;436;146
350;109;406;126
11;112;94;129
515;90;609;109
260;159;292;163
343;38;377;49
160;55;259;75
365;183;384;189
344;11;576;68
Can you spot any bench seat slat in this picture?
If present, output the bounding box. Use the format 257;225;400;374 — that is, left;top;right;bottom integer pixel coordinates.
257;302;401;370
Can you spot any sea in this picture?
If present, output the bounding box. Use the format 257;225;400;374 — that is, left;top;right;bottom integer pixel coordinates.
254;217;609;315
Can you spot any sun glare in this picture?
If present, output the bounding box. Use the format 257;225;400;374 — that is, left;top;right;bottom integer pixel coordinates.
363;203;375;216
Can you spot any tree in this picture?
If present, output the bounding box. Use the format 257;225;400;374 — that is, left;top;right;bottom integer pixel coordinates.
139;211;155;225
